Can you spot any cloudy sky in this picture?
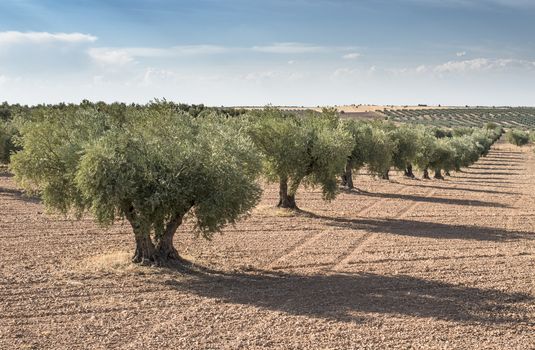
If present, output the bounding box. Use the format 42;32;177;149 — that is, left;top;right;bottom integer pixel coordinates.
0;0;534;106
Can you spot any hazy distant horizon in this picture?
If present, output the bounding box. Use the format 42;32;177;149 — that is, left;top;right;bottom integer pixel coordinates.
1;0;534;106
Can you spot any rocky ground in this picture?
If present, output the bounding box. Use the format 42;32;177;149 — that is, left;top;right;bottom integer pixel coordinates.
1;142;534;349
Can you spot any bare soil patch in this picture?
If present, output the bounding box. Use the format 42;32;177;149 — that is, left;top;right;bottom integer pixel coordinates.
1;142;534;349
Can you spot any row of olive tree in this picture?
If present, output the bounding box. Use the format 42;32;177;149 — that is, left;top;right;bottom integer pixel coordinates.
340;121;503;188
9;104;503;266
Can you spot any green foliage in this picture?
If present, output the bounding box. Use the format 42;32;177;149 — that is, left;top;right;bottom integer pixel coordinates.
485;122;498;130
506;129;530;146
11;107;109;212
471;130;495;155
365;123;396;177
77;111;262;237
452;127;474;137
428;138;455;172
0;120;19;163
433;127;453;139
447;135;480;171
413;126;438;172
11;105;262;243
343;120;373;172
249;108;353;202
388;124;419;171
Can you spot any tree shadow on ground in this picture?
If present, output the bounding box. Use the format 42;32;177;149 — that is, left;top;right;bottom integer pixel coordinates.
298;212;532;242
460;171;521;176
163;266;533;325
452;176;514;182
469;166;526;171
454;179;515;185
347;190;510;208
481;157;524;163
400;182;519;196
0;186;40;204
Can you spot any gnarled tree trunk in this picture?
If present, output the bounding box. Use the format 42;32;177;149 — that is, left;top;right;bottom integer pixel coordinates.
423;167;430;180
381;170;389;180
132;232;156;265
154;213;184;263
278;177;298;209
127;205;189;266
404;164;415;178
341;163;354;189
434;168;444;180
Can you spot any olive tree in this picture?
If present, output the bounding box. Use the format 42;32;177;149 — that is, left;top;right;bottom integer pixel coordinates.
506;129;530;146
341;120;373;189
366;124;396;180
11;106;262;265
248;108;353;209
428;138;455;180
413;126;438;179
0;121;18;164
448;135;480;171
389;125;419;178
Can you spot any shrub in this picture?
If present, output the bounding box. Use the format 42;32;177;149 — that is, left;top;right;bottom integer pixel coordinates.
0;120;19;164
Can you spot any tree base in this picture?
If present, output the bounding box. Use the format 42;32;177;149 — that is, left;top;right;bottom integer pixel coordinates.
277;196;298;210
404;165;415;178
132;240;182;267
434;171;444;180
341;165;354;189
278;177;298;209
404;170;415;178
132;251;182;267
422;169;430;179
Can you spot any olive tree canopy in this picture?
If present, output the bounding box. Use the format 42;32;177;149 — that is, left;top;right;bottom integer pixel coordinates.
11;105;262;265
248;108;353;209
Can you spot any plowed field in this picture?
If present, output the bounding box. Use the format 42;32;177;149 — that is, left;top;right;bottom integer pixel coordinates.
1;142;534;349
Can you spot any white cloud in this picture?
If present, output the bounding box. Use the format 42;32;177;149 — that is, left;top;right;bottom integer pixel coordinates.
0;31;97;45
332;68;360;78
88;45;229;64
88;48;134;65
242;71;280;81
381;57;535;78
435;58;490;73
456;51;467;57
252;42;327;54
434;58;535;73
415;65;428;73
342;52;361;60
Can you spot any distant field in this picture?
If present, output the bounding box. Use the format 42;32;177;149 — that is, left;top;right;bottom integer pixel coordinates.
241;105;535;128
383;108;535;129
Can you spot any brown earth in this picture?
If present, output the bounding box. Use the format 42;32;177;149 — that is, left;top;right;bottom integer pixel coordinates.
1;142;534;349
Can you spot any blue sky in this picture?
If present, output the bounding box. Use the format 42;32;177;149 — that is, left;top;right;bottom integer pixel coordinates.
1;0;534;106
